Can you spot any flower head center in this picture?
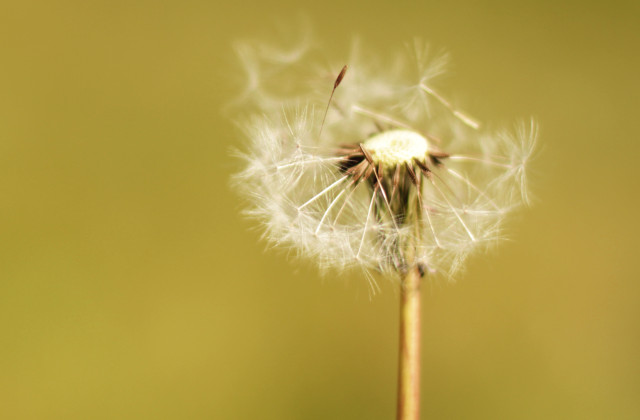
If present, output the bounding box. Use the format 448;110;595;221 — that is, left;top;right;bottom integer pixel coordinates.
363;130;429;168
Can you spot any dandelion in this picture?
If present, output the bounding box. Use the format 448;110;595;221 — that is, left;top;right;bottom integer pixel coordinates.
232;34;535;420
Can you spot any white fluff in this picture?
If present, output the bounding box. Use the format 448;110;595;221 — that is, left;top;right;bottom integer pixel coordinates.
232;36;535;281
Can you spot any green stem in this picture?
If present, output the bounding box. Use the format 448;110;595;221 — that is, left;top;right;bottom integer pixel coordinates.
397;265;421;420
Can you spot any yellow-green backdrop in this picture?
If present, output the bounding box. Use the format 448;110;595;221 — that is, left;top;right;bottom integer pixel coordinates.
1;1;638;419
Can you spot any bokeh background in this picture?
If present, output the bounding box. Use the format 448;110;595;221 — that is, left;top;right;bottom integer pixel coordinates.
1;1;639;419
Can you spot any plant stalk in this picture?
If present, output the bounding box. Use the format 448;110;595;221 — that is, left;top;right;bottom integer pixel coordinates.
396;265;421;420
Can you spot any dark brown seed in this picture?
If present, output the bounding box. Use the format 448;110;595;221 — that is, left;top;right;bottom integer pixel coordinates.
413;158;430;173
320;66;349;139
405;162;418;185
334;65;348;89
429;151;449;166
346;160;368;182
363;163;375;181
359;144;374;164
429;151;450;158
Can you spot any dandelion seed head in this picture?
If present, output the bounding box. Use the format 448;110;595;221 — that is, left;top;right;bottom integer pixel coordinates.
231;32;535;282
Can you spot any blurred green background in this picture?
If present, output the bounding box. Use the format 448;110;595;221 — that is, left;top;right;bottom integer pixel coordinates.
1;1;639;419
